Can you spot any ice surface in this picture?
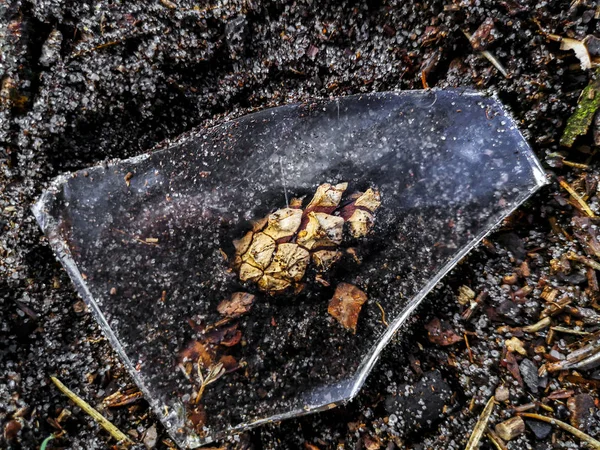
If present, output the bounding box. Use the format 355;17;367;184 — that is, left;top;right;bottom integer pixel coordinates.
33;89;546;448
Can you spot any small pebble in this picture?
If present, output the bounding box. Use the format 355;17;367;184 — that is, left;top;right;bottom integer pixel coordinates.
495;384;510;402
519;358;539;394
525;419;552;440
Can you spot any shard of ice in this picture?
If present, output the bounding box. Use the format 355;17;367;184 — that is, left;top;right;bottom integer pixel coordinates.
33;89;546;448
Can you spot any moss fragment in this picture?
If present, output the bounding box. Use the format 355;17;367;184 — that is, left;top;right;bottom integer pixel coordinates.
561;68;600;147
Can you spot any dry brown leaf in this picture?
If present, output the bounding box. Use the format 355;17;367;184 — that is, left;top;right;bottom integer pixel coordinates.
217;292;256;318
425;318;463;346
328;282;368;333
179;340;214;367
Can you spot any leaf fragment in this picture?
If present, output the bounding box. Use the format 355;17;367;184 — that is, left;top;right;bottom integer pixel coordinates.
217;292;256;318
561;37;593;70
328;282;368;333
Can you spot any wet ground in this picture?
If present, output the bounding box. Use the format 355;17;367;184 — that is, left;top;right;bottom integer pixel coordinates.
2;0;600;449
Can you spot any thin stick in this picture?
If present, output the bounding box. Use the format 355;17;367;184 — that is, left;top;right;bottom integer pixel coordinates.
464;333;474;363
562;160;590;169
522;317;552;333
50;376;131;443
465;396;496;450
518;413;600;449
567;252;600;271
558;179;595;217
551;326;590;335
486;428;508;450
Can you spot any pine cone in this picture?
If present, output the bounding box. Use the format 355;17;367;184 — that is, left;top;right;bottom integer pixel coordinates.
233;183;381;294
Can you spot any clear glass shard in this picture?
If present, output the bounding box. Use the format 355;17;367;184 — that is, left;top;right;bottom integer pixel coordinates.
33;89;546;448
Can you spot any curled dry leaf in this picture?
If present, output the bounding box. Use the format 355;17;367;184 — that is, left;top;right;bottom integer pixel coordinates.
424;317;463;346
560;37;592;71
218;355;239;373
204;323;240;346
219;329;242;347
567;394;596;431
3;420;22;441
217;292;256;318
502;349;523;386
328;282;368;333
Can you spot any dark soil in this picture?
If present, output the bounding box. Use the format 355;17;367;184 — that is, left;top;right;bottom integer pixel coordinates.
2;1;600;449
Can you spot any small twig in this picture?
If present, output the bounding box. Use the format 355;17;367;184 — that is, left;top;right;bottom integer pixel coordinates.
540;296;572;318
464;333;474;363
512;402;537;413
518;413;600;449
103;389;143;408
567;252;600;271
558;178;595;217
160;0;177;8
375;301;389;327
203;317;234;332
486;428;508;450
562;160;590;169
72;39;125;58
50;376;132;443
522;317;552;333
551;326;590;335
465;396;496;450
546;332;600;372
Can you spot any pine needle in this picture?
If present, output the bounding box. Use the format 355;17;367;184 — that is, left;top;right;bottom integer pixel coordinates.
50;376;132;443
465;396;496;450
462;31;509;78
518;412;600;449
